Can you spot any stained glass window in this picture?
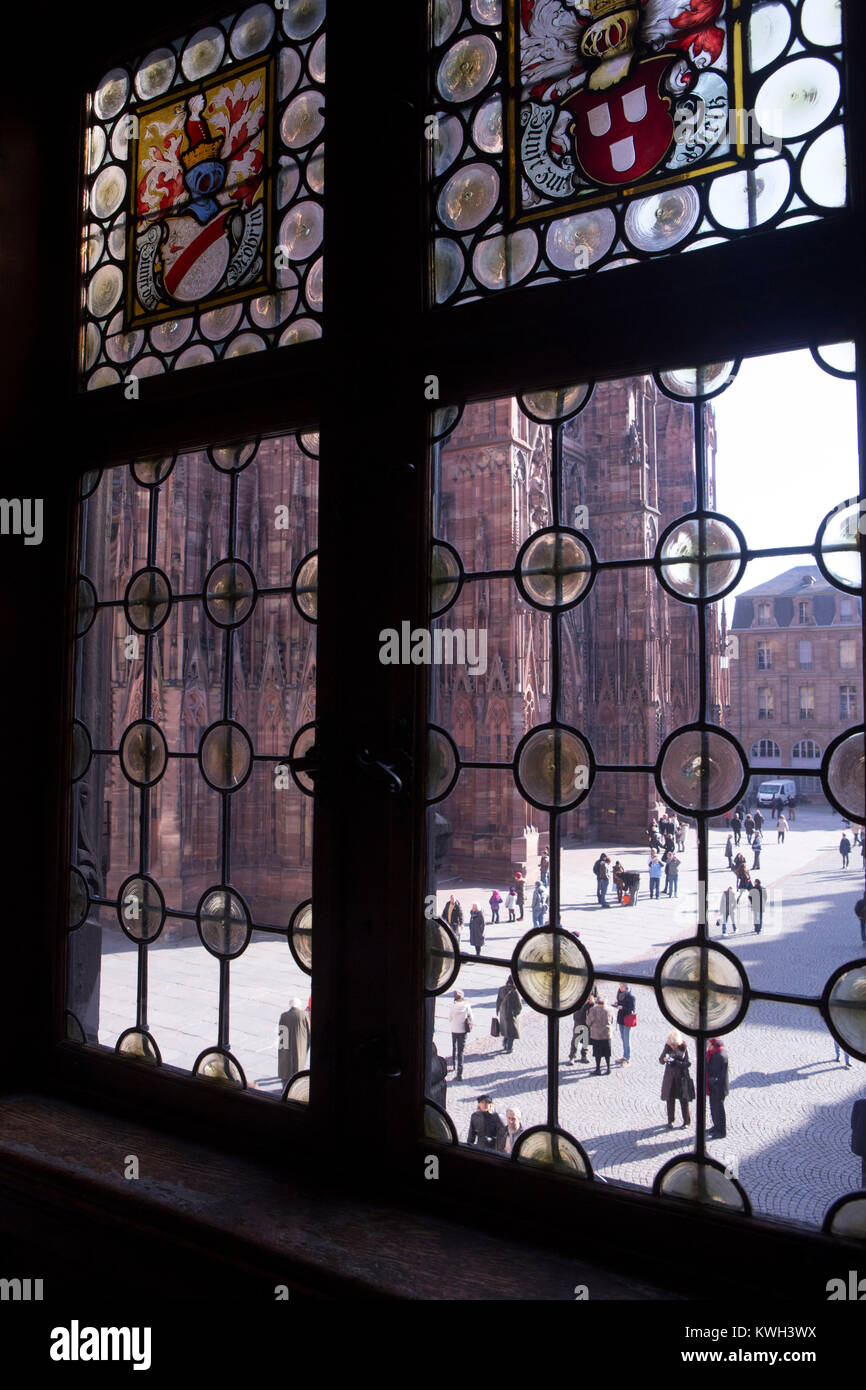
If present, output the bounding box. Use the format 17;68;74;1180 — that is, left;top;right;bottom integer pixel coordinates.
429;0;846;302
81;3;326;390
68;433;318;1100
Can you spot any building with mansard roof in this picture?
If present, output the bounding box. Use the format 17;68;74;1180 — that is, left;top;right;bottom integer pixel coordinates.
727;564;863;797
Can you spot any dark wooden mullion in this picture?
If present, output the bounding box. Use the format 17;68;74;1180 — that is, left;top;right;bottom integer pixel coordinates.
421;217;865;408
315;4;431;1176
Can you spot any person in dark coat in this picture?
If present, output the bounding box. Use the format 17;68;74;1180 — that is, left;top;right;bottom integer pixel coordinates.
751;829;762;871
850;1095;866;1189
614;983;636;1065
855;895;866;947
750;878;768;934
512;873;525;920
659;1032;694;1128
428;1042;447;1111
730;812;742;846
840;834;852;868
496;974;523;1054
717;885;737;936
467;1095;505;1150
724;833;734;868
744;812;755;844
278;998;311;1083
468;903;485;956
443;895;463;939
753;808;764;834
706;1037;729;1138
566;991;597;1064
539;852;550;887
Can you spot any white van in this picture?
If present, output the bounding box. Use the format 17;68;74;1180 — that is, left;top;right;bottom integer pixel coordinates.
756;779;797;807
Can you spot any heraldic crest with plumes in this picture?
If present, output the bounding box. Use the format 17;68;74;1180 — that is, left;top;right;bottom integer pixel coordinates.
510;0;743;219
127;56;274;326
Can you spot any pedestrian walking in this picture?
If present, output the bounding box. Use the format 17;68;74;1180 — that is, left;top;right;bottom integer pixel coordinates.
851;1096;866;1189
744;812;755;844
467;1095;505;1150
512;873;525;920
777;813;788;844
770;796;779;821
787;794;796;822
497;1106;524;1155
496;974;523;1054
855;896;866;947
648;851;662;900
660;1032;695;1128
489;889;502;923
566;992;596;1065
731;812;742;846
751;830;762;871
753;808;764;835
834;1039;851;1068
449;989;473;1078
587;994;616;1075
840;834;852;869
504;888;517;922
443;895;463;940
706;1037;730;1139
724;832;734;868
539;852;550;888
593;853;611;907
717;885;737;935
750;878;768;934
531;880;547;928
665;852;681;897
468;903;486;956
615;983;637;1065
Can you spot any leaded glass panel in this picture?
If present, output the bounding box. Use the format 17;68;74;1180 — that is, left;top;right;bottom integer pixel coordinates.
81;4;326;389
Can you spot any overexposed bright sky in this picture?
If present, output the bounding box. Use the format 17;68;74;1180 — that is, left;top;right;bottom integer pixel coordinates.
712;343;860;621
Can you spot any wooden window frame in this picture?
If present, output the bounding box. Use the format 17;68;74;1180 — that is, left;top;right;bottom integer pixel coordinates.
1;1;865;1296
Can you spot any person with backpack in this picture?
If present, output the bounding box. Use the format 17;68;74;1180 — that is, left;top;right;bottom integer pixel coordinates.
840;834;852;869
615;982;637;1065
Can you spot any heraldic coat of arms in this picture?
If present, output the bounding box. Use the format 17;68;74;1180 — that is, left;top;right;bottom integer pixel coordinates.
516;0;733;213
129;58;272;325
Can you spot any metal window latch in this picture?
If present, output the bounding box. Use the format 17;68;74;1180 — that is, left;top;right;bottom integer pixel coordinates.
356;747;409;797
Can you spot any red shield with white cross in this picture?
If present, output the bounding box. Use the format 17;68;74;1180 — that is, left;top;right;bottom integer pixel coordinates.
564;55;675;187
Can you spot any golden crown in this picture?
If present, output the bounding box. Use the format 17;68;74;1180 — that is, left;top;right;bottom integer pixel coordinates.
181;137;223;171
583;0;635;18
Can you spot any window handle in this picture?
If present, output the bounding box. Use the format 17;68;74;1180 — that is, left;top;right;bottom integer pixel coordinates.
357;748;405;796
